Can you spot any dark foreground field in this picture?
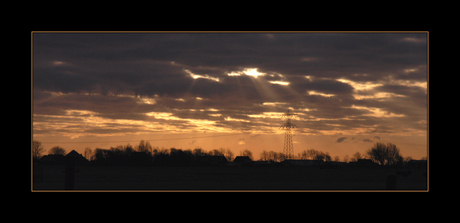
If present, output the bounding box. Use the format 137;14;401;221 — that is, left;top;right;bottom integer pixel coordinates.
32;165;427;191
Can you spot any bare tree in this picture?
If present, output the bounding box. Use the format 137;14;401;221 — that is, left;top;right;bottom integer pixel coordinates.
137;140;152;154
218;147;226;155
314;151;331;162
84;147;93;161
276;152;287;162
49;146;66;155
366;142;402;165
193;147;206;156
306;149;318;160
298;149;318;160
208;149;224;156
351;152;363;162
33;140;46;159
343;154;350;163
224;148;234;162
240;149;253;160
145;141;153;154
260;150;269;161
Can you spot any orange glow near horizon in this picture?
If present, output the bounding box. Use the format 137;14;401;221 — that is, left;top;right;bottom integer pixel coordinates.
33;131;428;161
33;107;427;161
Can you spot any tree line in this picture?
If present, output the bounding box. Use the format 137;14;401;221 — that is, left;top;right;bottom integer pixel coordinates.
261;143;424;166
259;149;336;162
33;140;254;166
33;140;424;166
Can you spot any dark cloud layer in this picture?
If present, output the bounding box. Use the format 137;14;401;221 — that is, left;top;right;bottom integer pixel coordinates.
33;32;427;137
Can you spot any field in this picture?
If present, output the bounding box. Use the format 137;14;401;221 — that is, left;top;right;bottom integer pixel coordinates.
32;165;427;191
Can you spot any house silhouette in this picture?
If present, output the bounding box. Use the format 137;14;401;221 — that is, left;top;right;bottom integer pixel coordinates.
232;156;252;166
65;150;88;165
39;154;65;165
38;150;88;165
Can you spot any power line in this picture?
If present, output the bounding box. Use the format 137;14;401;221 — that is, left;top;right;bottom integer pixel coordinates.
38;132;246;144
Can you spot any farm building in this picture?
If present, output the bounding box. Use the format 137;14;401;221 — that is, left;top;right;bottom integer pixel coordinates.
232;156;252;166
39;154;65;165
65;150;89;165
39;150;88;165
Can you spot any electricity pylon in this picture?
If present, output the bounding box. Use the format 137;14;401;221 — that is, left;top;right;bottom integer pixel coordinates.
280;109;297;159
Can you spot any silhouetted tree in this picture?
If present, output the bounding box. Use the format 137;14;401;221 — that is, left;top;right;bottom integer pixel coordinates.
298;149;331;162
137;140;152;154
366;142;403;165
84;147;93;161
208;149;224;156
153;147;169;156
125;143;134;155
240;149;253;160
306;149;318;159
49;146;66;155
93;148;105;161
193;147;206;156
343;154;350;163
33;140;46;159
222;148;234;162
93;148;118;163
314;151;331;162
275;152;287;162
351;152;363;162
259;151;286;162
260;150;269;161
298;150;307;160
299;149;320;160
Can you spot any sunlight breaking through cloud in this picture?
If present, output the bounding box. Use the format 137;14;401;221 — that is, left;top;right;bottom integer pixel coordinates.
307;91;335;97
268;80;290;85
184;69;220;82
336;78;383;91
351;105;405;118
227;68;266;78
353;92;406;100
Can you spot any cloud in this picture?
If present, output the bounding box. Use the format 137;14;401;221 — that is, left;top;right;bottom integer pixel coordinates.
238;138;246;145
335;137;347;143
363;136;381;143
33;32;427;138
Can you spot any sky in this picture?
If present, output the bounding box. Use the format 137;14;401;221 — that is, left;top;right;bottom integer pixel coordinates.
32;32;428;160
